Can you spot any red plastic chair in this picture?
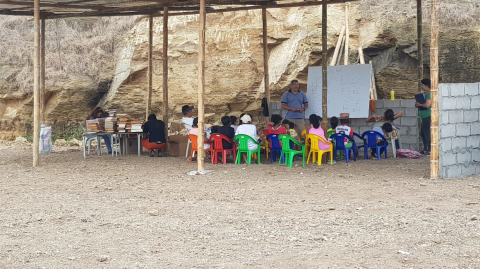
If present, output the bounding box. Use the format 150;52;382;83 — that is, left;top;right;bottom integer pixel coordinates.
188;134;212;163
210;134;236;164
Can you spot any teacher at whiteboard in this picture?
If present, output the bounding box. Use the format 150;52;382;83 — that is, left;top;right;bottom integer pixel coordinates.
281;79;308;136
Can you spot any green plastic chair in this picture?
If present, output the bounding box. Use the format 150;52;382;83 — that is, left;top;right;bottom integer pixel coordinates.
234;134;261;165
278;134;305;168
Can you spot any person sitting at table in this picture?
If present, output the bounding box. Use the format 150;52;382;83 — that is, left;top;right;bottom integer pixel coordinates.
142;114;166;157
86;107;112;155
189;117;211;150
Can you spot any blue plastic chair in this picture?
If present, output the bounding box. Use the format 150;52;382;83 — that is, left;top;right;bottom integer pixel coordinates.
330;133;357;163
361;131;388;160
353;132;365;153
266;134;284;163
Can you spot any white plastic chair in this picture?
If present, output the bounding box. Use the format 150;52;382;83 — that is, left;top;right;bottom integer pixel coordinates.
372;121;401;158
80;122;96;158
183;123;193;158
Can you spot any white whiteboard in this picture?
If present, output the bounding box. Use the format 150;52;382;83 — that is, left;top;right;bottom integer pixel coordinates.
304;64;372;119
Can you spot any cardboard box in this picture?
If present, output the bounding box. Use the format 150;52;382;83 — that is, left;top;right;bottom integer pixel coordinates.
168;135;188;157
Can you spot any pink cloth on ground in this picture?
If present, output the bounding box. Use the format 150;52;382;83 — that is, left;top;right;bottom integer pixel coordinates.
309;127;330;151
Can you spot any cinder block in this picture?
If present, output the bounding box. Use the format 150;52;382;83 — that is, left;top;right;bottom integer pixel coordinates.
446;165;462;178
472;149;480;162
471;96;480;109
351;118;367;126
464;110;479;123
451;84;465;96
400;127;409;136
375;100;384;109
359;126;371;135
466;135;480;148
441;124;456;138
471;122;480;135
401;135;419;144
440;138;452;152
448;110;464;124
465;83;480;96
401;117;418;126
375;109;386;117
440;84;451;97
384;100;401;108
441;112;449;125
462;164;477;177
442;97;457;110
456;97;471;110
457;151;472;164
404;107;418;117
456;123;471;137
451;137;467;150
476;163;480;175
408;126;419;135
400;99;416;107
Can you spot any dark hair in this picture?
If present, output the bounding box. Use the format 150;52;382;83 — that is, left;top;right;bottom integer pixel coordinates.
309;114;320;129
182;105;194;115
230;116;237;125
291;79;299;84
193;117;198;127
340;118;350;125
221;116;231;126
282;119;290;125
271;114;282;126
86;107;104;120
421;78;431;89
148;114;157;121
288;121;295;129
330;116;339;129
382;122;393;133
384;109;395;122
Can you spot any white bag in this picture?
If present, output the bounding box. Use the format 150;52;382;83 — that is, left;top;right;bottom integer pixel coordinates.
39;125;52;154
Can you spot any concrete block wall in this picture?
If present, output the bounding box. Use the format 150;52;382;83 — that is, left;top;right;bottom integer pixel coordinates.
270;99;420;151
439;83;480;178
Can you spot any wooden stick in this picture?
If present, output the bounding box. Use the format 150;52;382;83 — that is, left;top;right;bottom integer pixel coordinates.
430;0;439;179
262;8;270;105
417;0;423;92
321;0;328;128
344;3;349;65
146;15;153;120
40;18;45;124
369;60;377;100
33;0;40;167
330;26;345;66
358;46;365;64
197;0;206;171
163;7;169;154
336;35;345;66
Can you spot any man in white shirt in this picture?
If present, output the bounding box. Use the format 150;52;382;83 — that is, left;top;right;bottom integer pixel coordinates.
182;105;194;126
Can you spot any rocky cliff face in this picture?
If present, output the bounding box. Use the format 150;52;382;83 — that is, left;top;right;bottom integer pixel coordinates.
1;2;480;138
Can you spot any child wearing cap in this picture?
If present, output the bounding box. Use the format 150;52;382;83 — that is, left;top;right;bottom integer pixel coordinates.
235;113;259;163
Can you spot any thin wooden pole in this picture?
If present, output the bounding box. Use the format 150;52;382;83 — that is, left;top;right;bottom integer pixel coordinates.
430;0;439;179
344;3;349;65
163;7;169;154
336;35;345;66
321;0;328;128
330;26;345;66
197;0;206;171
33;0;40;167
262;8;270;105
146;15;153;120
40;18;45;124
417;0;423;91
358;47;365;64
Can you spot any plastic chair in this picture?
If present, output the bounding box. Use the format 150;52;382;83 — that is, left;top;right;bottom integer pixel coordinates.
361;131;388;160
330;133;357;163
234;134;261;165
188;134;212;162
372;122;401;158
301;129;310;154
266;134;283;163
306;134;333;166
80;122;96;158
353;132;365;153
210;134;236;164
259;137;269;160
278;134;305;168
184;123;193;158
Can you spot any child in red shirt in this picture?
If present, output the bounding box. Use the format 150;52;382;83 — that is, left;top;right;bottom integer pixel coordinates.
267;114;288;135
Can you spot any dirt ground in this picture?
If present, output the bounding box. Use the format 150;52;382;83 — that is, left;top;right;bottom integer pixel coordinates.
0;143;479;269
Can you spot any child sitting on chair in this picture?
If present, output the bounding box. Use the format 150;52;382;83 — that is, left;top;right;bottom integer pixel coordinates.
283;119;300;141
335;115;354;146
230;115;239;132
370;122;393;158
308;114;330;151
235;113;259;163
189;117;211;150
327;116;338;138
267;114;288;136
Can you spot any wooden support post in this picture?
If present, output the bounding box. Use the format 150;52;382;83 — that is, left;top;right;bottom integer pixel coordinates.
197;0;206;172
163;8;169;154
33;0;40;167
262;8;270;105
40;18;45;124
330;26;345;66
321;0;328;128
336;35;345;66
369;60;377;100
146;15;153;120
344;4;349;65
417;0;423;91
430;0;439;179
358;47;365;64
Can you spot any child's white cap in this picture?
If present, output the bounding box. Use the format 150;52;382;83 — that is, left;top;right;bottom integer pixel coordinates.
240;114;252;124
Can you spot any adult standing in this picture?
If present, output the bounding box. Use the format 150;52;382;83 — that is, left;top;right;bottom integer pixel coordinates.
281;80;308;136
415;78;432;156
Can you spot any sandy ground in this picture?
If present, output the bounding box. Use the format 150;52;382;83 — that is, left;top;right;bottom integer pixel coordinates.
0;143;479;269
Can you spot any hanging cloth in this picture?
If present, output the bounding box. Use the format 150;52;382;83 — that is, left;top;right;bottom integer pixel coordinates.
261;97;269;117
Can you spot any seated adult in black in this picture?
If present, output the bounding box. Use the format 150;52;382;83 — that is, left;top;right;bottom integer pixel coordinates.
142;114;166;157
216;116;235;149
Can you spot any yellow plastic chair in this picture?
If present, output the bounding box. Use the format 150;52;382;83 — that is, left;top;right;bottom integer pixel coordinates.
260;137;269;160
301;130;310;155
306;134;333;166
